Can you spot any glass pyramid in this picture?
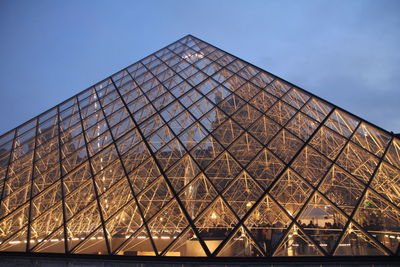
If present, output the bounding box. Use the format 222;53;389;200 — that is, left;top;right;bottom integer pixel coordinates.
0;35;399;257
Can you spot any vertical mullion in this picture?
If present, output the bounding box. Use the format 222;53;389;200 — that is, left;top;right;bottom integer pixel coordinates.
75;96;111;255
93;79;158;255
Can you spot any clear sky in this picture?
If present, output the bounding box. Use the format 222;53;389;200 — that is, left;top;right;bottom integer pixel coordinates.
0;0;399;136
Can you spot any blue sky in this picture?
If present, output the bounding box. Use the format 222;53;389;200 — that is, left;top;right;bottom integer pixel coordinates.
0;0;399;135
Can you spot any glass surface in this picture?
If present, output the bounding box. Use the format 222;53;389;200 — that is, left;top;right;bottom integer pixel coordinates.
0;34;398;257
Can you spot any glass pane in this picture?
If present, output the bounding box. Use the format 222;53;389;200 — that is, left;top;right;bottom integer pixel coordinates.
223;172;263;219
270;169;313;218
353;190;400;253
297;193;348;254
371;162;400;208
334;223;387;256
228;132;263;166
179;174;217;220
291;146;331;186
273;225;323;256
205;152;242;192
267;101;296;126
351;122;391;157
336;142;379;184
244;194;292;255
268;129;304;164
319;166;366;215
309;126;347;160
325;109;359;138
194;198;238;254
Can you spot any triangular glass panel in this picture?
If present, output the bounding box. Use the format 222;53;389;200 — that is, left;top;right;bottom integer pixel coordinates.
249;90;277;113
0;224;28;252
64;179;95;219
94;159;126;195
267;101;296;126
62;162;92;195
1;167;32;217
234;82;261;102
231;104;262;129
301;98;332;123
217;226;264;257
250;72;274;89
128;157;161;194
282;87;310;110
384;138;400;170
265;79;291;98
334;223;388;256
188;97;214;120
29;203;63;251
31;227;65;253
114;226;156;256
179;122;208;151
72;227;108;255
194;198;238;254
244;194;292;255
206;85;231;105
155;138;185;171
105;198;143;253
99;178;133;220
162;227;207;256
324;109;359;138
212;119;243;148
353;189;400;253
146;199;189;254
309;125;347;160
273;224;324;256
199;107;227;132
218;95;245;116
122;142;150;172
66;202;102;253
285;112;318;141
351;122;391;158
297;192;349;254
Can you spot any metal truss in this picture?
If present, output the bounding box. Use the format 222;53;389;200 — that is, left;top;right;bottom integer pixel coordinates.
0;35;399;258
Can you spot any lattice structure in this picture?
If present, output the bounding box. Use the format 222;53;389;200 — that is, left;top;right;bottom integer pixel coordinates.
0;35;399;257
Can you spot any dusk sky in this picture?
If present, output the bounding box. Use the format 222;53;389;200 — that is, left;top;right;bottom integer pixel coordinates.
0;0;399;136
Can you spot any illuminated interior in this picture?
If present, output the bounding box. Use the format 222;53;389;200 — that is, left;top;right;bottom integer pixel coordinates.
0;35;399;257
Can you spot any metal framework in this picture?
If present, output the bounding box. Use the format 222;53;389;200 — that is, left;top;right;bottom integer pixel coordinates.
0;35;399;258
